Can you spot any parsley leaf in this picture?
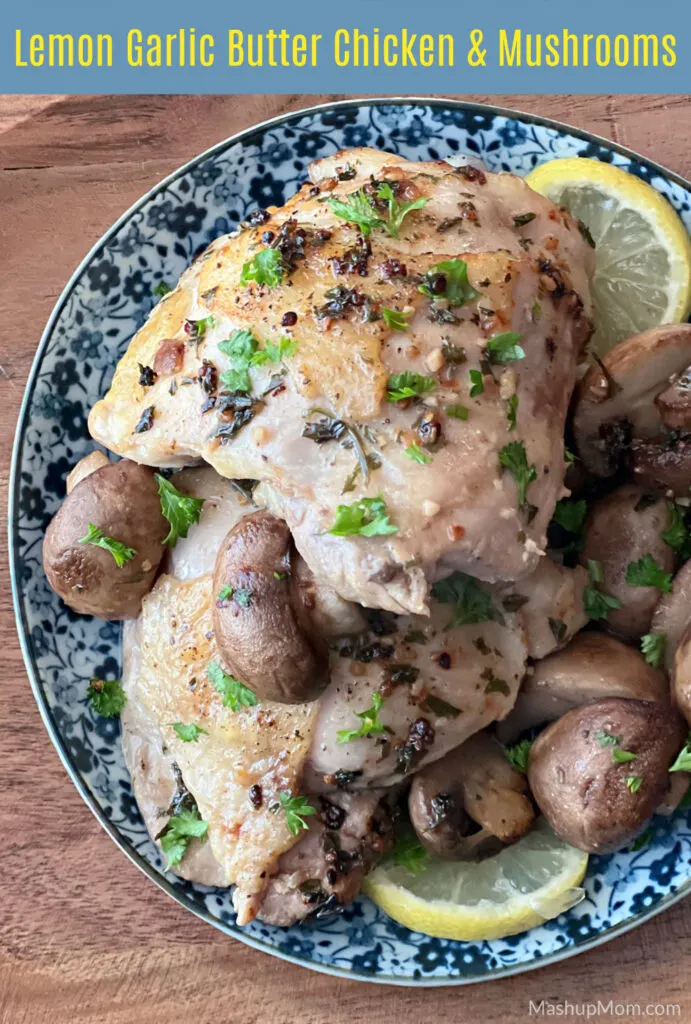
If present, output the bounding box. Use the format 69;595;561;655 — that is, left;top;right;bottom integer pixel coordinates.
206;661;257;712
446;404;469;421
612;748;638;764
234;587;252;608
419;258;480;307
273;791;317;836
597;730;623;748
486;332;525;365
553;499;587;534
386;371;437;402
87;678;126;718
432;571;503;630
240;247;285;287
625;554;673;593
328;495;397;537
503;738;532;774
376;182;428;238
641;631;667;668
218;329;294;392
172;722;208;743
186;315;216;340
505;394;518;431
469;369;485;397
382;307;412;331
337;692;387;743
630;828;652;851
386;825;428;875
252;336;297;365
79;524;136;568
669;735;691;773
217;585;234;602
662;502;689;552
153;280;172;298
583;559;623;621
404;443;432;465
627;775;643;793
498;441;537;506
155;474;205;547
159;806;208;870
327;189;385;236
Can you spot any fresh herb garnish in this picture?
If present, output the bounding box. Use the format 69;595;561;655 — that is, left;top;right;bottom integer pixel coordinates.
153;280;172;298
583;559;623;621
87;678;126;718
272;791;317;836
159;806;208;869
419;259;480;307
423;695;460;718
627;775;643;793
234;587;252;608
553;499;587;534
386;371;437;402
469;369;485;397
431;571;503;630
186;315;216;340
376;182;429;238
641;631;667;668
498;441;537;506
505;394;518;431
446;404;469;421
327;189;385;237
597;730;623;748
630;828;652;851
404;443;432;465
206;661;257;712
252;336;297;365
386;825;428;874
625;554;673;593
240;247;285;287
328;495;397;537
155;474;205;547
662;502;689;552
669;735;691;773
612;748;638;764
486;332;525;365
503;738;532;774
79;524;136;568
217;585;234;602
337;692;387;743
172;723;208;743
382;307;412;331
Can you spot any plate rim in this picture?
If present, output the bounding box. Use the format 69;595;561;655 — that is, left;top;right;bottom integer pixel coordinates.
9;94;691;987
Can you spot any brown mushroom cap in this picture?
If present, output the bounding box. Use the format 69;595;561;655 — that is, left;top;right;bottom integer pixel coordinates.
651;560;691;673
580;484;676;642
66;450;110;494
212;511;331;704
409;732;534;859
497;631;669;744
528;697;686;853
672;622;691;727
573;324;691;477
630;434;691;496
43;460;168;619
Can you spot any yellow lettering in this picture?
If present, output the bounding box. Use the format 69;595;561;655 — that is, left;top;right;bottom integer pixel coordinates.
228;29;244;66
383;34;397;66
526;34;541;67
310;34;322;65
614;34;629;66
334;29;349;66
127;29;142;67
78;35;92;67
147;35;161;67
596;34;610;66
662;34;676;67
633;33;658;66
438;33;453;67
401;30;417;66
582;34;594;67
545;34;559;67
48;34;73;67
419;34;433;67
29;34;44;66
200;34;214;67
499;29;521;67
96;34;113;66
15;29;27;67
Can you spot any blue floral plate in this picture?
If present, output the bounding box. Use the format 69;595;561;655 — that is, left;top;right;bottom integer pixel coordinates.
10;98;691;986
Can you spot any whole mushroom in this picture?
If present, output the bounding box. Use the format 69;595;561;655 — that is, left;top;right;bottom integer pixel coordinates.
528;697;686;853
672;624;691;727
43;457;168;619
651;560;691;673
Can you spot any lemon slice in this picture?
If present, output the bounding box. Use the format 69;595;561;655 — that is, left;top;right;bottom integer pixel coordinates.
526;157;691;354
363;817;588;941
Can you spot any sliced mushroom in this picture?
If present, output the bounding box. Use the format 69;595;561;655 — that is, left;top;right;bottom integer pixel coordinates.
528;697;687;853
651;560;691;673
573;324;691;477
409;731;534;859
673;623;691;727
66;450;110;494
580;484;676;642
497;632;668;744
630;434;691;496
500;558;588;660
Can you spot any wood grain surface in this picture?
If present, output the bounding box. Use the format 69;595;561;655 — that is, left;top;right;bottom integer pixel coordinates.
1;93;690;1024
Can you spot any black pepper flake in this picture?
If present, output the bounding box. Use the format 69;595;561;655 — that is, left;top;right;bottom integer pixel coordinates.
134;406;154;433
281;310;298;327
320;798;346;831
315;286;380;323
138;364;156;387
395;718;435;775
261;230;275;244
249;784;263;809
437;652;452;670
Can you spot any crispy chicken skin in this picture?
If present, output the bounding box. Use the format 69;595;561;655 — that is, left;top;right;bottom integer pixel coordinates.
89;148;594;614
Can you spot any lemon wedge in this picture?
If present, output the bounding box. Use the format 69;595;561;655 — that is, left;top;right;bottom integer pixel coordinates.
526;157;691;354
363;817;588;941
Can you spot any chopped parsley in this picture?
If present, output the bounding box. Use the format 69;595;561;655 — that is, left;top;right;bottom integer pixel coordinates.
583;559;622;621
206;661;257;712
328;495;397;537
218;329;295;392
498;441;537;506
79;524;136;568
272;791;317;836
327;185;427;239
626;775;643;793
419;258;480;307
669;735;691;773
217;585;234;602
630;828;652;852
505;394;518;431
186;315;216;340
625;554;673;593
155;474;205;547
404;443;432;465
153;280;172;298
240;247;285;287
376;182;429;238
172;723;208;743
382;307;412;331
446;404;469;421
612;748;638;764
159;806;208;870
386;371;437;402
662;502;689;553
87;678;126;718
337;692;387;743
553;499;587;535
386;825;428;875
469;369;485;397
234;587;252;608
432;571;503;630
641;631;667;668
597;730;623;748
486;332;525;364
503;738;532;774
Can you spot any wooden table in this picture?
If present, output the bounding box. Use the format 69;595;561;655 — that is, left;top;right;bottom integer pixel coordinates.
1;94;690;1024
